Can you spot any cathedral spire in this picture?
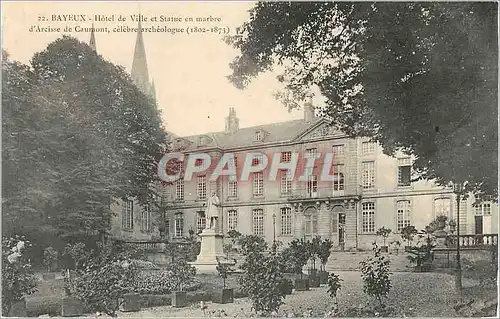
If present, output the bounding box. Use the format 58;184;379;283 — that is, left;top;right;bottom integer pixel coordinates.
131;19;151;96
89;23;96;51
150;79;156;102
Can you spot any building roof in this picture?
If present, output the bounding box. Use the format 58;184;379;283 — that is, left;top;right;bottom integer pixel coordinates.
176;118;323;150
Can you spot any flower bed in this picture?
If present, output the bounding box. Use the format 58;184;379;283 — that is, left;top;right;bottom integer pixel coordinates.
130;270;202;295
130;259;160;270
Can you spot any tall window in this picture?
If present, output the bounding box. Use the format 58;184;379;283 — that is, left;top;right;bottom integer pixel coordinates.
362;141;376;154
333;164;345;191
474;202;492;215
332;145;344;156
306;175;318;197
396;200;411;232
228;210;238;231
252;209;264;235
140;206;151;232
228;179;238;198
434;198;451;218
397;158;411;186
362;161;375;189
306;148;318;167
175;212;184;237
122;199;133;230
280;207;292;235
280;170;292;194
304;208;318;236
253;172;264;196
281;151;292;163
175;179;184;200
196;212;206;233
197;175;207;199
361;202;375;233
229;155;238;170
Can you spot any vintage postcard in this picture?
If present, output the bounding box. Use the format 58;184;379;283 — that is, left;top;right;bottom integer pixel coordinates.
1;1;498;318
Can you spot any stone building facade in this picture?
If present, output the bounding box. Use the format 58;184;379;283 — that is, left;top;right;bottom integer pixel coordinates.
158;104;498;250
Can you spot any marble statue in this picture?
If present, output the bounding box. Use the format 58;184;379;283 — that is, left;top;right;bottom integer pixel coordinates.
204;192;220;230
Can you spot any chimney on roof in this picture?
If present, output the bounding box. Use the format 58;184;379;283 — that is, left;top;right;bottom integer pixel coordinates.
304;93;316;123
225;107;239;134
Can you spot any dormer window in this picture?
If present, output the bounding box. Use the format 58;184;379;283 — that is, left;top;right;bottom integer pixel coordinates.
255;130;262;141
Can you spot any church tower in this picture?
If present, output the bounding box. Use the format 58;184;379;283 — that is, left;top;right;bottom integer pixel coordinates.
89;23;96;51
131;20;156;101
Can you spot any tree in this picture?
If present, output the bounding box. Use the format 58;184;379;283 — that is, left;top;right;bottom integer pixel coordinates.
227;2;498;198
238;237;285;316
2;36;169;246
288;238;311;278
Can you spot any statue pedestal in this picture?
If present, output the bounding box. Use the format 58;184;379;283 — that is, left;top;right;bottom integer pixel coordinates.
188;229;226;274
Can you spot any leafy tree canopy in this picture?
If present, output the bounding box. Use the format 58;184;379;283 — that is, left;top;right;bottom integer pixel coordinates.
227;2;498;198
2;36;168;244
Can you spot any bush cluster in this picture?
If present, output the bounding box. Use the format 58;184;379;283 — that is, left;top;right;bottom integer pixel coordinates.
2;236;38;316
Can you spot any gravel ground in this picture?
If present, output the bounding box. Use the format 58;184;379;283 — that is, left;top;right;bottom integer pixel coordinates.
118;271;469;318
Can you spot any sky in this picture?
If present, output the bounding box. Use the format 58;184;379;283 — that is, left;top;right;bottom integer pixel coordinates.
1;1;313;137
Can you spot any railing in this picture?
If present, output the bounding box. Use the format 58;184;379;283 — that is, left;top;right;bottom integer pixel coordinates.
288;186;349;199
122;241;165;252
447;234;498;248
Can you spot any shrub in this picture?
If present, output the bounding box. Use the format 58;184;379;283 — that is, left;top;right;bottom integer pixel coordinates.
62;242;92;271
407;233;435;268
185;239;201;262
2;236;38;316
376;227;392;247
360;243;392;307
42;246;59;272
401;225;418;246
239;238;285;316
168;259;197;291
318;238;333;271
227;229;242;241
65;244;138;317
327;272;342;299
278;246;297;273
327;272;343;316
238;234;267;255
110;241;144;260
216;260;233;289
287;238;311;278
309;236;322;271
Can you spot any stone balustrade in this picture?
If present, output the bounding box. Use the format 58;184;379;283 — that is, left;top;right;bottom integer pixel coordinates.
446;234;498;248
